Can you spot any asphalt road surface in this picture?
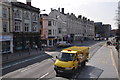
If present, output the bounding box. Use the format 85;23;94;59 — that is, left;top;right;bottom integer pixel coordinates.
2;41;118;79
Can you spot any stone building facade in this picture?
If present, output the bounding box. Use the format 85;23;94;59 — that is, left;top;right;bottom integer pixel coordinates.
0;2;13;53
95;22;111;38
11;1;40;52
49;8;95;44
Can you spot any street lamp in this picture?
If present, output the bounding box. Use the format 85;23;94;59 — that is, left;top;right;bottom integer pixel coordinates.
39;9;46;50
40;9;46;13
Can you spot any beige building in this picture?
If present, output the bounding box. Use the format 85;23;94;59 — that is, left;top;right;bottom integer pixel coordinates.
40;14;58;46
11;1;40;52
0;0;40;53
0;2;13;53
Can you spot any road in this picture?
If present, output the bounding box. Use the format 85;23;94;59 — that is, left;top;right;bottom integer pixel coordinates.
1;40;118;79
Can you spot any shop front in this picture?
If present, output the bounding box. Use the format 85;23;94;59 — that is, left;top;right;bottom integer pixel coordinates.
47;36;57;47
0;35;13;54
13;32;40;52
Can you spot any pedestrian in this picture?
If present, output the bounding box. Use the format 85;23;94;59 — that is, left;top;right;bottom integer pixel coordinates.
115;43;119;52
27;43;31;55
106;41;111;46
35;45;38;50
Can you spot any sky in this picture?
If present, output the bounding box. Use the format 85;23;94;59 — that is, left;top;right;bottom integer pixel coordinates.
17;0;119;29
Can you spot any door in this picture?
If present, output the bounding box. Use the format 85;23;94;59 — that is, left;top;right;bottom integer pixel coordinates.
73;54;78;69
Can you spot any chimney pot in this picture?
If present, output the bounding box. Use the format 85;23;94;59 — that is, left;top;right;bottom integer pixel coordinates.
58;8;60;12
26;0;31;6
78;15;82;18
61;8;64;14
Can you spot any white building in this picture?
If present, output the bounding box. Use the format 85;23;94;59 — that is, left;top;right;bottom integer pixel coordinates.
118;1;120;25
0;2;13;53
49;8;95;44
49;8;67;42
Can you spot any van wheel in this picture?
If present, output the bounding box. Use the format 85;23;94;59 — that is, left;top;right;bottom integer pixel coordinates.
81;61;86;67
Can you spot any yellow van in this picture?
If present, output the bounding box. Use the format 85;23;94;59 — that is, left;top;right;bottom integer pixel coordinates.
54;46;89;75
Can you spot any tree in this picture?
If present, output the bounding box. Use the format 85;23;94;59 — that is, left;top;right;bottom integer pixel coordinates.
116;24;120;36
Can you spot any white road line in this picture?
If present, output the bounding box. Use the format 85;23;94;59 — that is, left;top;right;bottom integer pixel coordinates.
110;48;119;78
110;49;118;73
0;77;2;79
40;73;49;79
20;67;31;72
20;63;40;72
1;54;47;70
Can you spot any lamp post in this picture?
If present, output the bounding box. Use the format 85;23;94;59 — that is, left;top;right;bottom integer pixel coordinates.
39;9;45;50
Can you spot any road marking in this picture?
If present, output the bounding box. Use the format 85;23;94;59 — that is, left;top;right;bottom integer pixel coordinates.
110;49;118;73
1;54;47;70
40;73;49;79
0;77;2;79
110;48;119;78
20;67;31;72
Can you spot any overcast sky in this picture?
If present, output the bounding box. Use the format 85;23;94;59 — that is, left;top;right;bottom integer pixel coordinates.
17;0;119;29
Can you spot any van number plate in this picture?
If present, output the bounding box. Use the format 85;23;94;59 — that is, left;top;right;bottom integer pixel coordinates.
58;70;63;72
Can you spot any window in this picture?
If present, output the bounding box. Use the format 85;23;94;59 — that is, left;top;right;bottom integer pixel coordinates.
15;21;21;32
58;28;62;34
24;11;30;20
48;21;52;26
24;23;29;32
48;30;52;35
2;7;8;18
2;41;10;53
14;8;21;19
32;13;38;21
3;22;8;32
53;29;54;35
32;23;37;32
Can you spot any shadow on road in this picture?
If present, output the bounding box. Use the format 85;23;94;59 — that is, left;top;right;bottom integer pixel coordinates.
55;65;103;79
2;52;53;75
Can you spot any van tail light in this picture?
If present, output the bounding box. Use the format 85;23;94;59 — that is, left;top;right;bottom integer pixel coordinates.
68;50;72;51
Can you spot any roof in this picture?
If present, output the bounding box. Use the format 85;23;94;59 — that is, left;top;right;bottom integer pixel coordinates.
61;46;89;54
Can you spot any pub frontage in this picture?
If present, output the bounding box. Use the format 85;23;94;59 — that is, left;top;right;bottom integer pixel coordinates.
13;32;40;52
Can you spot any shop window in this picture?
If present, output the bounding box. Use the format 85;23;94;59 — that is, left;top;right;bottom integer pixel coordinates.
2;41;10;53
49;40;52;46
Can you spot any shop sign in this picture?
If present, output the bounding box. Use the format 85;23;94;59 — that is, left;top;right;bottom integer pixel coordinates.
0;35;13;41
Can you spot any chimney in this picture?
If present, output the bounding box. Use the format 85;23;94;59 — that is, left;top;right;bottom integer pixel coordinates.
58;8;60;12
85;17;87;20
51;8;53;11
26;0;31;6
61;8;64;14
78;15;82;18
83;17;85;20
71;13;73;15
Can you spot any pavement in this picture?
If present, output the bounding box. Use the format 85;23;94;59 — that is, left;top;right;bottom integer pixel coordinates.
2;40;97;64
77;44;119;79
1;40;120;79
2;49;44;64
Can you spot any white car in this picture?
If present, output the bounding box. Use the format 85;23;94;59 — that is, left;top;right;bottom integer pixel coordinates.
56;41;71;47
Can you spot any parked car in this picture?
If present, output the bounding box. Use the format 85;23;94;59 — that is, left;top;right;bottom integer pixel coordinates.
56;41;71;47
